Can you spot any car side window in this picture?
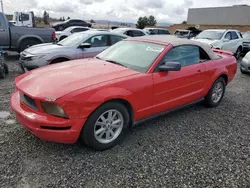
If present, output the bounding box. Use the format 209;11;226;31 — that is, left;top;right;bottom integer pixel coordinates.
231;31;239;40
225;32;232;40
159;30;170;35
150;29;158;35
110;35;126;45
160;45;200;67
85;35;109;47
132;30;145;37
71;28;88;33
124;30;133;37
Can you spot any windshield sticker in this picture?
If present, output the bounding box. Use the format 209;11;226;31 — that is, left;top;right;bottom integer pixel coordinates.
146;46;164;52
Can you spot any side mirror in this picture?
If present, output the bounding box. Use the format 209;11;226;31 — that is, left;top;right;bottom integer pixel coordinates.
223;38;230;42
158;61;181;72
78;43;91;49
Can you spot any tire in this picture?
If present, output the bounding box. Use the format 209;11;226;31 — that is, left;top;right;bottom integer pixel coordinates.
0;65;6;79
81;102;130;151
204;77;226;108
4;63;9;75
19;39;41;53
240;67;247;74
50;58;69;64
59;36;67;41
234;47;242;60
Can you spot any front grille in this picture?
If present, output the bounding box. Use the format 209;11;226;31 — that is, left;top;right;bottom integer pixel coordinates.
20;92;38;111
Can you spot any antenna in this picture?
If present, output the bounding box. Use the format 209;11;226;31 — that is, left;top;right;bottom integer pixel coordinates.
0;0;3;13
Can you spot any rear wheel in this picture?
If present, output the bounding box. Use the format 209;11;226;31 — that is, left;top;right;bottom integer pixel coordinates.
19;39;41;53
81;102;130;151
204;77;226;108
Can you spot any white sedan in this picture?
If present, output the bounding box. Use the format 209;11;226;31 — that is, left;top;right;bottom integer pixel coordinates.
193;29;243;59
55;26;92;41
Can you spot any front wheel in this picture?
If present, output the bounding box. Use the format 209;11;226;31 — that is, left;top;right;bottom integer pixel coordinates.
235;47;242;60
81;102;130;151
204;77;226;108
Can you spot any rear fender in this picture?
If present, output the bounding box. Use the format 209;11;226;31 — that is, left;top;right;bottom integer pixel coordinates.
203;67;228;96
17;35;44;48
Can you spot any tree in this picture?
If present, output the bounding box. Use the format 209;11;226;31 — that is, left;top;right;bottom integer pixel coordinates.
148;15;157;26
136;16;149;29
67;16;70;20
182;21;187;24
62;17;65;21
43;11;49;25
90;19;95;23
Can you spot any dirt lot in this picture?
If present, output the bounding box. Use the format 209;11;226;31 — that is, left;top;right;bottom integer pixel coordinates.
0;57;250;188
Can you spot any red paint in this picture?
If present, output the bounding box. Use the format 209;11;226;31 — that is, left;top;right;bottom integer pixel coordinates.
10;38;237;144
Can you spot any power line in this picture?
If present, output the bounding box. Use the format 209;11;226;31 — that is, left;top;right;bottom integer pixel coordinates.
0;0;3;13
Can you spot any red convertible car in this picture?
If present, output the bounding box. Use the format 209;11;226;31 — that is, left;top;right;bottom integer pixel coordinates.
10;36;237;150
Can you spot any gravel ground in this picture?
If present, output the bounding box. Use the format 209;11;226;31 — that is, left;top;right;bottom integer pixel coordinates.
0;56;250;188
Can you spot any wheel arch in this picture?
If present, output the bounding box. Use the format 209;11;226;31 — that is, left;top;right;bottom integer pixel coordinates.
87;98;134;127
17;35;44;49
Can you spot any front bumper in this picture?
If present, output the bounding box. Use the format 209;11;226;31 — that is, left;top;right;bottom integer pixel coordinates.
240;59;250;73
10;91;86;144
19;58;49;72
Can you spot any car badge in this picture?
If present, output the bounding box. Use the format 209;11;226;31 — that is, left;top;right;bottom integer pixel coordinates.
44;97;56;102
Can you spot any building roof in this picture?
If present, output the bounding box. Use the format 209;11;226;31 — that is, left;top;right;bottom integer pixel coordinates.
128;35;219;59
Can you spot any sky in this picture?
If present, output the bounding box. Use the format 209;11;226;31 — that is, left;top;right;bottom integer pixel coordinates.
2;0;250;24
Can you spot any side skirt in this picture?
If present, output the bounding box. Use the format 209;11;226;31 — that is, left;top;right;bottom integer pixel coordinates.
132;98;204;127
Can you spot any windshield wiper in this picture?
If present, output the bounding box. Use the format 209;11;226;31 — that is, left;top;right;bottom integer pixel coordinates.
105;59;127;68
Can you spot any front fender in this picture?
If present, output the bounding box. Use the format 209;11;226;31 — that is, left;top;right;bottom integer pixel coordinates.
59;87;136;119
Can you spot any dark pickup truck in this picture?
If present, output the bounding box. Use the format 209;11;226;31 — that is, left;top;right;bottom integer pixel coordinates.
0;12;56;52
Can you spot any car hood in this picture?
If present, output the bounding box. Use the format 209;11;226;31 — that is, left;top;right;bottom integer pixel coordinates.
15;59;139;100
194;39;220;45
24;43;72;55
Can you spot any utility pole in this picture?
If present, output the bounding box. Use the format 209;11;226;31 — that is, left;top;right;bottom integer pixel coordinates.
0;0;3;13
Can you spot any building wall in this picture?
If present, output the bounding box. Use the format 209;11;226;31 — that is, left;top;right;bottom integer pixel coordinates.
146;24;250;34
187;5;250;25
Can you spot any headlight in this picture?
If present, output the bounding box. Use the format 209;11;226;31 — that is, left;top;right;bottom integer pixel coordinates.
31;54;47;60
41;102;68;118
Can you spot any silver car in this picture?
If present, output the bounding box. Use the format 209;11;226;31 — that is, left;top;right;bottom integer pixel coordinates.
240;51;250;74
111;28;148;37
19;30;128;72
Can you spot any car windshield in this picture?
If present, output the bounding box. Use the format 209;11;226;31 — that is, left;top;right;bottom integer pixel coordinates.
196;30;225;40
243;32;250;40
96;40;165;72
57;33;89;46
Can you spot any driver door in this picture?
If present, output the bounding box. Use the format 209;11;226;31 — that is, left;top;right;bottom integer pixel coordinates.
79;34;109;59
222;31;241;53
152;45;206;114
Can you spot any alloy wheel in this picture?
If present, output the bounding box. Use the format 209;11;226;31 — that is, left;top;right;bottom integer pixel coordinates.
94;109;124;144
212;82;224;103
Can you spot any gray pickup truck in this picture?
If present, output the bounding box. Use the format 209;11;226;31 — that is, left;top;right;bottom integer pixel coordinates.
0;12;56;52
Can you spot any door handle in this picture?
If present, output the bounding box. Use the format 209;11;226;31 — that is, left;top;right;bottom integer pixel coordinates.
197;70;201;73
0;29;5;32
